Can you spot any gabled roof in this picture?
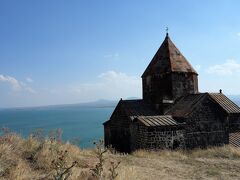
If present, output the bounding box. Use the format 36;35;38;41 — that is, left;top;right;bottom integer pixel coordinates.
166;93;240;119
120;100;157;120
229;132;240;147
105;99;185;127
209;93;240;114
165;93;207;118
135;115;179;127
104;99;159;125
142;34;197;77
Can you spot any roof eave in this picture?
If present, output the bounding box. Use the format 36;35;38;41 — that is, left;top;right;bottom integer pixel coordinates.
142;70;198;78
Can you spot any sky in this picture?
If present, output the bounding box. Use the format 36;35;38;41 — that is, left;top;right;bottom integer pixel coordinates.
1;0;240;108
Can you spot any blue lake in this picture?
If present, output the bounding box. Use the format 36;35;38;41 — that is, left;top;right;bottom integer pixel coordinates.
0;106;114;148
0;97;239;148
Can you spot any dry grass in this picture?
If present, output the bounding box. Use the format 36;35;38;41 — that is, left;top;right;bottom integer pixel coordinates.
1;132;240;180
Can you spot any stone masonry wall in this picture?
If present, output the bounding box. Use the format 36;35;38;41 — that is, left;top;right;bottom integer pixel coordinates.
104;103;131;152
143;72;198;105
185;96;228;149
229;114;240;133
130;122;185;151
105;119;131;152
142;73;173;105
146;127;185;150
130;123;148;151
171;73;198;101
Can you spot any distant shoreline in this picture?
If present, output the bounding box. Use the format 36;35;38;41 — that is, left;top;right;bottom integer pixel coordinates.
1;96;239;110
0;99;118;110
0;106;116;112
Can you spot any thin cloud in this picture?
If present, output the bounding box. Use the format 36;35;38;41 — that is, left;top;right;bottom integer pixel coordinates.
0;74;21;90
26;77;34;83
61;71;141;100
24;87;37;94
20;82;37;94
0;74;36;93
237;32;240;37
206;59;240;76
103;53;119;59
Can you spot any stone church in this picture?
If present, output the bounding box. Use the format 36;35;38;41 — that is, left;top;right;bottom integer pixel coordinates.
103;33;240;152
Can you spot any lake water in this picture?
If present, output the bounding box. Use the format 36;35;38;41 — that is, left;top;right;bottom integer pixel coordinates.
0;98;239;148
0;106;114;148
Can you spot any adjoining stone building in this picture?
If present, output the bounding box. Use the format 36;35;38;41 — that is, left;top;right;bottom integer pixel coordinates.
103;33;240;152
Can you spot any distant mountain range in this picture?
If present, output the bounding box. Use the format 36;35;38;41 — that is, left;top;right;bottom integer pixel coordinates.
60;96;240;108
52;97;140;108
69;96;240;108
70;99;118;108
0;99;119;110
228;95;240;106
1;96;240;110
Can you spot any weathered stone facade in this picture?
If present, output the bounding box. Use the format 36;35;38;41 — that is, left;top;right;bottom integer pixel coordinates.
142;72;198;105
184;96;228;148
104;103;132;152
130;122;185;151
104;116;185;152
229;115;240;132
171;72;198;100
103;33;240;152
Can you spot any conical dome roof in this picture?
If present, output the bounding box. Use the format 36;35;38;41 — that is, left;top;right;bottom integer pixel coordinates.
142;34;197;77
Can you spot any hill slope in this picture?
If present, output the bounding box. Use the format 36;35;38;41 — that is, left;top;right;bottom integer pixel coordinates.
1;132;240;180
